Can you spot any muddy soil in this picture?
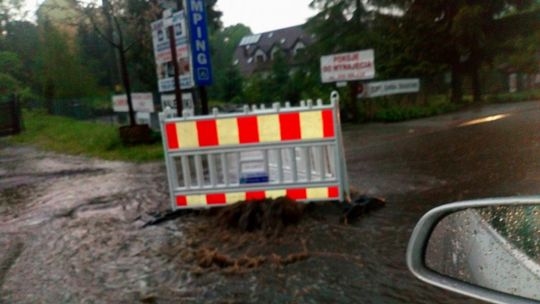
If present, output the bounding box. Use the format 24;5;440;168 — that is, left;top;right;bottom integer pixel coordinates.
0;144;463;304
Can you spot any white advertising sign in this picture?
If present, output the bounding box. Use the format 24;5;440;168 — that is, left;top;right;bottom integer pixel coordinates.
112;93;155;113
321;49;375;83
161;93;194;111
151;11;194;92
136;112;151;125
358;79;420;98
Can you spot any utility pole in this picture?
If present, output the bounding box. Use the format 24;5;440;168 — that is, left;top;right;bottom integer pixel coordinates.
167;25;183;117
199;87;209;115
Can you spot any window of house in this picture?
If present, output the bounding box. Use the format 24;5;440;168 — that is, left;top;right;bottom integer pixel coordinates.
254;49;267;63
293;41;306;56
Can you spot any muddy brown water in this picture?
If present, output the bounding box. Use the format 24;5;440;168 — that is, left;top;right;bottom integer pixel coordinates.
2;102;540;303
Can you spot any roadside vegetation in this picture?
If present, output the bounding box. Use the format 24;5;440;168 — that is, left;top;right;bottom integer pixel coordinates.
370;88;540;122
8;111;163;162
485;88;540;104
370;96;458;122
0;0;538;154
5;87;539;162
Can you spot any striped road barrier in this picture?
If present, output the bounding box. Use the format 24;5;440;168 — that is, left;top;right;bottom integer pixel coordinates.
159;91;350;210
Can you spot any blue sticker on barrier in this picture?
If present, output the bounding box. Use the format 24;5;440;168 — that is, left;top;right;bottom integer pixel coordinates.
185;0;213;86
240;172;270;184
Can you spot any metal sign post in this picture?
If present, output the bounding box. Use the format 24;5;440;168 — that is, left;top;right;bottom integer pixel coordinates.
151;10;195;113
166;25;184;116
152;0;214;116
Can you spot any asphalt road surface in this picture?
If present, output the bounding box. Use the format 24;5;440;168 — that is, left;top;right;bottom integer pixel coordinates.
1;100;540;303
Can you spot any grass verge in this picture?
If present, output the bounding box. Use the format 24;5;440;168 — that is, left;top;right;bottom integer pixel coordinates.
7;110;164;162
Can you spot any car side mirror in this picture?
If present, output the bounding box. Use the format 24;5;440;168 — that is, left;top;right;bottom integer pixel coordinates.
407;197;540;304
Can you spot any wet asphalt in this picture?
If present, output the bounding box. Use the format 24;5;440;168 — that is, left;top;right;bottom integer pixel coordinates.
1;100;540;303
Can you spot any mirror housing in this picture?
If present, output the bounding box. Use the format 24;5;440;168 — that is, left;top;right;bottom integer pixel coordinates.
407;197;540;304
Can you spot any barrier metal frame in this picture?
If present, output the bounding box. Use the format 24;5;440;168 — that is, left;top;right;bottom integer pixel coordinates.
159;92;350;210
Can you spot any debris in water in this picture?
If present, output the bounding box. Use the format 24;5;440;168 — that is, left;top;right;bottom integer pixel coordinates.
215;197;305;234
142;209;197;227
341;196;386;224
195;247;309;271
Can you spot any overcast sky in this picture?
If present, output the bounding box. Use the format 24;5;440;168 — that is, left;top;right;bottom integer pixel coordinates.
213;0;317;33
24;0;317;33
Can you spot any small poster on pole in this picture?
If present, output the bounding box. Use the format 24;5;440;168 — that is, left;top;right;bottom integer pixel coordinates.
112;93;155;113
161;93;194;111
151;11;194;92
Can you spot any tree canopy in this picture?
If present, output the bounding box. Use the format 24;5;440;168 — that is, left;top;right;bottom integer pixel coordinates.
0;0;538;118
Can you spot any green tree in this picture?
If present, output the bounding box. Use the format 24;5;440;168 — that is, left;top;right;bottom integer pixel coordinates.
269;51;290;101
2;21;40;91
0;51;21;96
221;66;243;102
389;0;539;102
77;21;115;88
204;0;222;32
36;18;99;112
0;0;24;35
306;0;382;120
74;0;162;125
209;23;252;101
243;73;266;103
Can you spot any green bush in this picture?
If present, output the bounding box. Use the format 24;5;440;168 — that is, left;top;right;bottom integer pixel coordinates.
485;89;540;104
373;97;458;122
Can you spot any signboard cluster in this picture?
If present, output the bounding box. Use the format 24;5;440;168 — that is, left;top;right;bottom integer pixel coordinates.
151;0;213;94
151;12;194;92
320;49;420;98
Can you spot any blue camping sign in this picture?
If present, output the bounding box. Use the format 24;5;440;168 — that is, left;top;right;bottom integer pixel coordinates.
184;0;213;86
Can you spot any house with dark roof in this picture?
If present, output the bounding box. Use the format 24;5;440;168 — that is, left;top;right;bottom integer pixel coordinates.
232;24;314;77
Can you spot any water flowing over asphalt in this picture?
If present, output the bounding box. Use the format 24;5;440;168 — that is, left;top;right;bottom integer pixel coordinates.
1;101;540;303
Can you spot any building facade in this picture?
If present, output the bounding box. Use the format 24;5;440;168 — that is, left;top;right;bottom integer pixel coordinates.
233;25;314;77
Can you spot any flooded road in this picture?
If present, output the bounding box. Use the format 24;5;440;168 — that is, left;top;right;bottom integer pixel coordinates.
2;100;540;303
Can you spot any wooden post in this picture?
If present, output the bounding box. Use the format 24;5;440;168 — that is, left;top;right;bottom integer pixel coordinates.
199;86;209;115
168;26;183;117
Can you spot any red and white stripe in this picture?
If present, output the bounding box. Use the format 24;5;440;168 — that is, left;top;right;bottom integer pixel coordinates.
165;109;336;151
175;186;340;208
